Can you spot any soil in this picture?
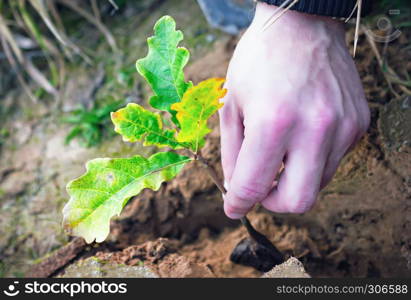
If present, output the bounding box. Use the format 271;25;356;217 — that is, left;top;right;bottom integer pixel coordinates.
54;238;308;278
103;29;411;277
66;31;411;278
1;0;411;278
94;238;215;278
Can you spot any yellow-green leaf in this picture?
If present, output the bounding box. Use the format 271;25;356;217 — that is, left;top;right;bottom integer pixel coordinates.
171;78;226;152
111;103;183;149
63;152;191;243
136;16;192;115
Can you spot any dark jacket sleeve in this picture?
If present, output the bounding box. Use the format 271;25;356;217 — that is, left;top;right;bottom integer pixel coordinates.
257;0;372;18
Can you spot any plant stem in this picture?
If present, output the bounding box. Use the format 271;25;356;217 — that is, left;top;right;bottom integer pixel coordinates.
196;155;226;194
196;154;264;242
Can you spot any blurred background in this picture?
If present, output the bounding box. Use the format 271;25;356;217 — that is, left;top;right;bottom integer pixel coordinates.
0;0;410;278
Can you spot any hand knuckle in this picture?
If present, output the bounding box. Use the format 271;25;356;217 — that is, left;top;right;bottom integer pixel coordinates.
284;194;315;214
245;102;297;134
232;184;268;203
286;203;310;214
259;116;296;138
343;119;360;137
272;116;296;133
307;108;337;131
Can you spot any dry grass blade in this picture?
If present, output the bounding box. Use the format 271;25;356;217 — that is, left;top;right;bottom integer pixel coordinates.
0;13;24;63
363;25;411;96
345;1;359;23
18;1;60;76
0;0;114;100
262;0;292;27
1;35;36;102
108;0;119;11
47;0;67;36
1;3;59;97
19;10;67;92
28;0;68;46
91;0;101;22
262;0;300;32
353;0;362;57
58;0;118;51
31;1;75;60
27;0;91;63
25;59;58;95
10;1;26;29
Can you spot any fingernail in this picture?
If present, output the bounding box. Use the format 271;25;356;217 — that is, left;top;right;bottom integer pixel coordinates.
227;212;243;219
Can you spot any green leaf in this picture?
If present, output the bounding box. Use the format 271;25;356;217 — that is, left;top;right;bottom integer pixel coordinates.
171;78;226;152
63;152;191;243
111;103;183;149
64;126;82;145
136;15;192;115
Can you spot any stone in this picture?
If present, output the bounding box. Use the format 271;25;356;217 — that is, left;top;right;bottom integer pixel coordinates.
379;96;411;151
262;257;310;278
60;257;158;278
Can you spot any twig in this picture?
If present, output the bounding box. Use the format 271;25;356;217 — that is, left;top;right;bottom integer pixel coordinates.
28;237;86;278
196;154;226;194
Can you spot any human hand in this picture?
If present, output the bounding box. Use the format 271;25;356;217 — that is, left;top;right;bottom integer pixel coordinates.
220;3;370;219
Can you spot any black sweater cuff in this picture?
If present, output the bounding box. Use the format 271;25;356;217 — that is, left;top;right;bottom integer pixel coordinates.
257;0;372;18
